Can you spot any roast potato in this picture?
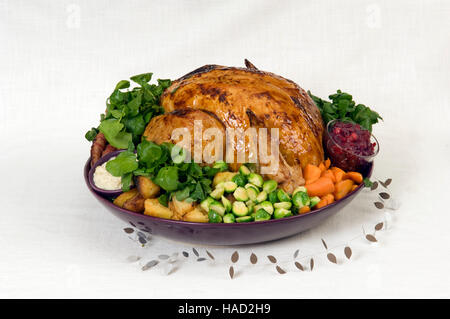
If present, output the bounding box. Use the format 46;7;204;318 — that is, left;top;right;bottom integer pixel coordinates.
144;198;174;219
183;207;208;223
136;176;160;199
123;193;145;213
169;197;195;216
113;189;139;208
213;172;237;187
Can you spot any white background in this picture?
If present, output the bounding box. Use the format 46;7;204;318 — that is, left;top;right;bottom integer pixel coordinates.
1;0;449;298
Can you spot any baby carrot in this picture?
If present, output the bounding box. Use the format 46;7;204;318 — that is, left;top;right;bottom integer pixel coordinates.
304;164;322;184
351;184;358;192
306;177;335;197
318;162;326;172
344;171;363;184
324;158;331;169
299;206;311;214
315;198;328;209
334;179;354;200
321;169;336;183
322;193;335;205
331;167;345;183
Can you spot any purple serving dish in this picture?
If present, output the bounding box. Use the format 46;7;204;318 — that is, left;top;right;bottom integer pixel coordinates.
85;157;372;246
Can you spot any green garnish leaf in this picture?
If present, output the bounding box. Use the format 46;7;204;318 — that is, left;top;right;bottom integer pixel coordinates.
109;131;133;150
130;73;153;86
109;89;125;105
308;90;382;132
115;80;130;90
132;168;151;177
158;194;169;207
127;92;142;116
121;172;133;192
85;127;98;142
212;160;228;172
200;178;212;195
98;119;133;149
123;114;146;142
127;141;135;153
143;110;153;123
363;178;373;188
175;187;190;201
105;151;138;177
110;109;124;119
157;79;172;88
189;182;206;202
87;72;169;149
154;166;179;191
202;166;220;178
137;140;163;166
188;163;203;178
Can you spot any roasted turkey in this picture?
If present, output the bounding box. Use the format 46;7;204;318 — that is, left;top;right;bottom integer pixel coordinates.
143;60;324;193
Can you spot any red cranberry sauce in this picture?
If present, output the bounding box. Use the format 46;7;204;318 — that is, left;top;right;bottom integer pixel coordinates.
329;121;375;156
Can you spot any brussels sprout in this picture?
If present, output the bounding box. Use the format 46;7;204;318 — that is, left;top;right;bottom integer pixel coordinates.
239;165;251;176
274;202;292;210
223;213;236;223
232;201;249;217
200;197;215;212
256;191;268;203
215;182;225;189
236;215;253;223
209;201;225;216
246;200;255;214
209;187;224;200
268;191;278;204
292;191;310;208
245;183;259;190
254;209;271;221
277;189;291;202
233;187;249;201
248;173;263;188
221;195;232;213
254;201;274;215
293;186;307;196
231;174;247;187
310;196;321;208
223;181;238;193
246;186;258;201
273;208;293;219
263;180;278;193
208;210;223;223
212;160;228;172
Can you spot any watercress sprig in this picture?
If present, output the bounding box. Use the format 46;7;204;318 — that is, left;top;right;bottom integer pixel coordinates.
85;73;172;148
308;90;382;132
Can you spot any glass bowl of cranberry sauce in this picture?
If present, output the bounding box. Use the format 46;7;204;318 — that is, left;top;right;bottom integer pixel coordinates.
324;120;379;173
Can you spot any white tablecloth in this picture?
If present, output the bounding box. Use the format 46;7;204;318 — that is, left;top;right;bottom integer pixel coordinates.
1;0;449;298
